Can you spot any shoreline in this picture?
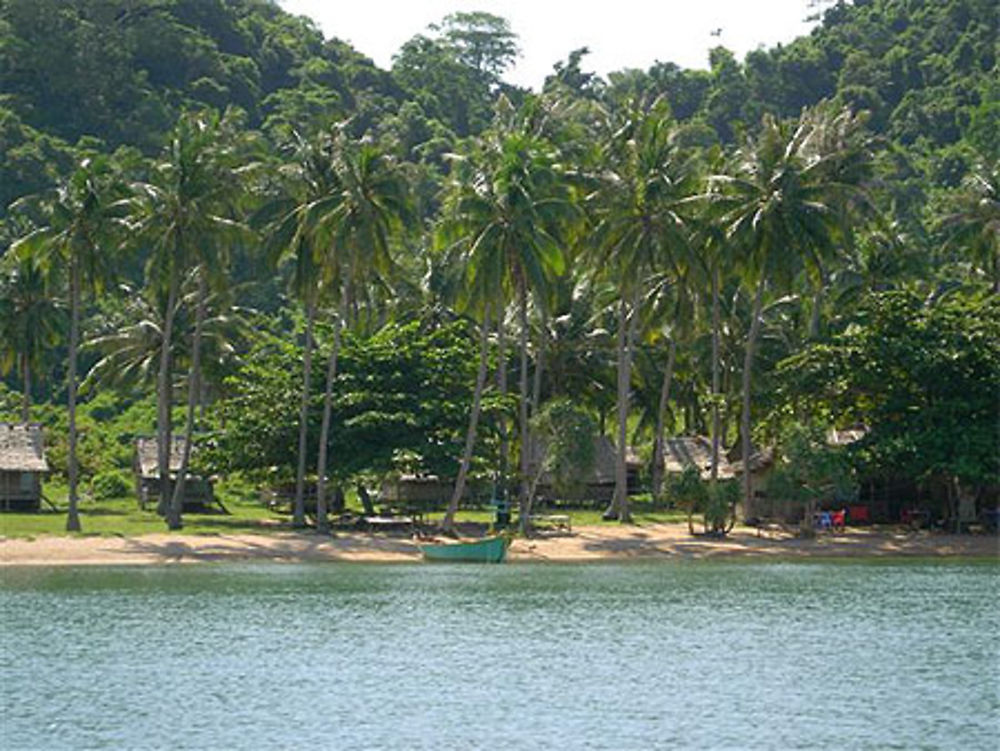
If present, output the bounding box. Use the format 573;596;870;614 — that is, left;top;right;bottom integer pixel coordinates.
2;524;997;566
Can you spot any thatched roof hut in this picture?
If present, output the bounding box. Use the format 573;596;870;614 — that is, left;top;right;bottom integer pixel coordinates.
134;436;186;479
0;423;49;511
528;435;641;501
729;447;775;476
662;436;736;480
133;436;216;510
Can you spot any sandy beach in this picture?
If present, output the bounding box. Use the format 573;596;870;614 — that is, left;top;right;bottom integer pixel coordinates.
2;524;997;566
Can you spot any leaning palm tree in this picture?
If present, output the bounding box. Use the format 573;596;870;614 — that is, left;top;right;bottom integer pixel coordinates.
705;105;875;519
438;107;573;534
10;157;125;531
590;98;695;522
128;109;251;529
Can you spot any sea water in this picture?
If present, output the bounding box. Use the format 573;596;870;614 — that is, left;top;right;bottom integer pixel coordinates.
2;561;998;750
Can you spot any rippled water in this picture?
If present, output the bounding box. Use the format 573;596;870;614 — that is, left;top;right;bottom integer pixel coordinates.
2;561;998;750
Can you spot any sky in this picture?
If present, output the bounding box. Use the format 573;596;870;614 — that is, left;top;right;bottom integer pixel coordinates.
277;0;825;90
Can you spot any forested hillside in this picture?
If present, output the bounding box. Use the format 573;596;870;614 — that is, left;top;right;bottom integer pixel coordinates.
2;0;995;217
0;0;996;532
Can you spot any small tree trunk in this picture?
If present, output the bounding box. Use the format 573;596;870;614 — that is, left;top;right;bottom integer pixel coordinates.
740;276;767;521
711;266;722;483
517;283;531;535
357;484;375;517
315;303;344;535
168;269;207;530
651;337;676;500
156;269;179;517
66;256;82;532
292;299;316;529
443;305;491;532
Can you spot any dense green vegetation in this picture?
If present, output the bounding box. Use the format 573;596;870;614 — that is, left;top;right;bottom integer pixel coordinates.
0;0;996;534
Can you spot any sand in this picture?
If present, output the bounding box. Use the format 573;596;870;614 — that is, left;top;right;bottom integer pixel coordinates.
1;524;997;566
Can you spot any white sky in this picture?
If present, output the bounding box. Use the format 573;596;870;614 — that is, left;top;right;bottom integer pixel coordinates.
276;1;824;90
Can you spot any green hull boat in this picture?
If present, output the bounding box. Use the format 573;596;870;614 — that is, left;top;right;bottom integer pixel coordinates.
418;535;508;563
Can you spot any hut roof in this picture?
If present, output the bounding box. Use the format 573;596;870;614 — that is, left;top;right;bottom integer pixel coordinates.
528;435;640;486
729;447;775;475
663;436;735;479
0;423;49;473
134;436;189;478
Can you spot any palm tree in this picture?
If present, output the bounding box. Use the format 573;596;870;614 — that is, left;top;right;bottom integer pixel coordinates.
129;109;251;529
438;106;572;534
10;157;125;531
641;276;693;499
0;252;62;423
591;99;694;521
941;157;999;292
706;106;874;518
440;303;491;532
254;131;337;528
83;276;246;406
309;130;412;534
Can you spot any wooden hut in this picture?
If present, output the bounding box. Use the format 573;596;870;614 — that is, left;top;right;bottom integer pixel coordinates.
380;474;456;506
662;436;736;480
529;435;642;503
133;436;217;511
0;423;49;511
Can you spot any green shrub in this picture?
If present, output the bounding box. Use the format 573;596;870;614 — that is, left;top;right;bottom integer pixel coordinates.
90;470;133;500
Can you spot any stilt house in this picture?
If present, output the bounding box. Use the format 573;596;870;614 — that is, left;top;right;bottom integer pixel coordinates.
0;423;48;511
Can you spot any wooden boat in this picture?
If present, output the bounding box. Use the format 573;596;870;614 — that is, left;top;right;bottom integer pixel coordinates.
417;535;508;563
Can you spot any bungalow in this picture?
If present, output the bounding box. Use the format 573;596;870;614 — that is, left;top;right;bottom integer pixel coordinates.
0;423;48;512
133;436;218;512
529;435;642;503
662;436;736;480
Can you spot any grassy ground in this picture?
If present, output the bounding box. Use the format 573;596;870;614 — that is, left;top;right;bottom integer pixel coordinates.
0;480;688;538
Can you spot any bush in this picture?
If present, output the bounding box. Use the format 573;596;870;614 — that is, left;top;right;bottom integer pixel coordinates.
666;466;707;511
90;470;133;500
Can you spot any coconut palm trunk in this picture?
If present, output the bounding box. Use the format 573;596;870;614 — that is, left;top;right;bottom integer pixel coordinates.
496;303;509;500
315;303;344;535
740;275;767;520
621;289;641;522
443;304;491;532
524;323;546;514
606;290;638;522
530;321;545;418
710;266;722;482
651;336;677;499
156;269;179;517
603;296;629;520
292;300;316;528
517;281;531;535
168;268;207;530
66;256;82;532
20;354;30;424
